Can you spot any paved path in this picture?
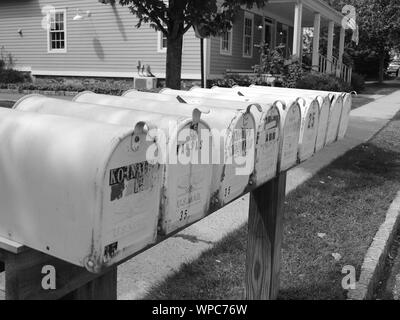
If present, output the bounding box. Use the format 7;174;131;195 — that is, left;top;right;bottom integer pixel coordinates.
1;87;400;300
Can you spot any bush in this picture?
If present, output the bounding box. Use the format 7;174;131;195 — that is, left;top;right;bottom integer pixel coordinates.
282;60;304;88
296;72;352;92
350;72;365;93
210;74;254;88
0;68;26;83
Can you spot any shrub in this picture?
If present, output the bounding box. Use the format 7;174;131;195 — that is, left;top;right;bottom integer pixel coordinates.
0;69;26;84
296;72;352;92
253;43;286;76
210;74;254;88
282;60;304;88
350;72;365;93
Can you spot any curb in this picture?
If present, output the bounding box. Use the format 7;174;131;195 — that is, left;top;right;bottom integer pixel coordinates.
347;191;400;300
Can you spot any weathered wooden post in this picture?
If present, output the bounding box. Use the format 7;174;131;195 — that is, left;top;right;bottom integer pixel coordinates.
245;171;287;300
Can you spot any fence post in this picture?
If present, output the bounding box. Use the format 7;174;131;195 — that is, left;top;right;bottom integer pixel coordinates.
245;171;287;300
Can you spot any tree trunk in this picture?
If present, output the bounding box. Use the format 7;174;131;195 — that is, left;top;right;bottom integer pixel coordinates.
165;34;184;89
378;54;385;84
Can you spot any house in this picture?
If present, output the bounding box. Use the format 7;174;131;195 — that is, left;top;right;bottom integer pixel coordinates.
0;0;351;83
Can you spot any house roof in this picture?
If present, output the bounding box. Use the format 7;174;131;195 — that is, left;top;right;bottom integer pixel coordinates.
250;0;345;27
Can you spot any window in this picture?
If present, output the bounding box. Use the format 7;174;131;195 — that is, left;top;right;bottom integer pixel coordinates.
47;9;67;53
264;18;274;48
220;28;233;55
243;13;254;58
276;23;290;58
157;31;167;53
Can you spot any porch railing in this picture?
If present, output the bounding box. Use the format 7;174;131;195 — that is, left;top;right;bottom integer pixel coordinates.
317;54;352;83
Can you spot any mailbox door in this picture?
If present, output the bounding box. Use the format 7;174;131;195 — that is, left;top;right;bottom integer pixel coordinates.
315;96;331;152
162;121;213;234
298;100;320;162
337;93;352;139
217;111;256;205
325;95;344;145
253;105;280;185
101;131;163;269
279;103;301;171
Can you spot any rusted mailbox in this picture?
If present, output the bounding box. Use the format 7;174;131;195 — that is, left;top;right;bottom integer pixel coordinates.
0;106;162;273
125;89;281;186
73;92;258;207
223;86;320;162
190;87;301;171
13;95;213;236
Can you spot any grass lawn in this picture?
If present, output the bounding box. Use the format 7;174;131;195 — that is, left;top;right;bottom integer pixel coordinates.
144;111;400;300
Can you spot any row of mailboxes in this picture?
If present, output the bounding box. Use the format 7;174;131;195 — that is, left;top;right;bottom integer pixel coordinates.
13;95;214;238
185;85;351;150
154;89;302;172
73;92;259;207
0;85;352;272
122;89;281;186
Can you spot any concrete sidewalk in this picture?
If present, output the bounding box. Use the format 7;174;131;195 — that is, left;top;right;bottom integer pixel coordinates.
116;89;400;300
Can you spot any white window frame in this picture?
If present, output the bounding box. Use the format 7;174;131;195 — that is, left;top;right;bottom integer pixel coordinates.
47;8;67;54
242;12;254;58
157;31;167;53
220;27;233;56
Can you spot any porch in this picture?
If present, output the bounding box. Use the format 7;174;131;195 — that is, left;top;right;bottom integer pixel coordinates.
252;0;352;83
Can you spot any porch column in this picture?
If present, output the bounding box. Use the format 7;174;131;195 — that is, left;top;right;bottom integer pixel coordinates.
312;13;321;71
293;1;303;58
326;20;334;73
337;27;345;77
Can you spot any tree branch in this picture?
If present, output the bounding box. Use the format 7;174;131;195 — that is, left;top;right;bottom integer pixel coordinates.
183;23;192;35
135;1;168;35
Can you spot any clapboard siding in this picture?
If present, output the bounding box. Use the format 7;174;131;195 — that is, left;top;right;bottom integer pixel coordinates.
209;10;263;78
0;0;201;78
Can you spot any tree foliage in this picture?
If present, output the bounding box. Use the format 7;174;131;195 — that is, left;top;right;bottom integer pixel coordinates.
108;0;266;37
106;0;267;88
324;0;400;80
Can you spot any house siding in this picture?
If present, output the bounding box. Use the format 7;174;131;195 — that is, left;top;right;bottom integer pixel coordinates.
209;9;262;78
0;0;201;79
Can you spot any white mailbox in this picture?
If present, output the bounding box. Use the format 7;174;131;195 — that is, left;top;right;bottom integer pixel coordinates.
249;85;348;144
221;85;331;152
337;92;352;139
14;95;213;236
0;107;162;273
156;88;281;186
191;87;301;171
74;92;257;207
172;88;284;178
223;87;320;162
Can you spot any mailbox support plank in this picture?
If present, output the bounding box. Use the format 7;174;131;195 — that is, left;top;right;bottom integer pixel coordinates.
62;268;117;300
245;171;287;300
1;248;117;300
